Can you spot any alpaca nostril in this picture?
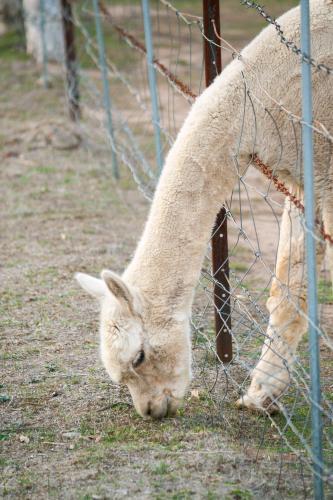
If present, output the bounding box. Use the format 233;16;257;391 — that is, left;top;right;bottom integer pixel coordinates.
141;397;175;419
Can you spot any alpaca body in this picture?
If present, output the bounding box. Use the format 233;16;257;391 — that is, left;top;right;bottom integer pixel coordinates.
125;0;333;296
77;0;333;417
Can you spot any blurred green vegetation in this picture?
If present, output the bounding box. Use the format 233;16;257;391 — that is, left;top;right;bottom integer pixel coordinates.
0;28;27;62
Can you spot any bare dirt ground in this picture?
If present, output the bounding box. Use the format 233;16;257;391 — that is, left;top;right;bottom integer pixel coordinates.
1;1;332;498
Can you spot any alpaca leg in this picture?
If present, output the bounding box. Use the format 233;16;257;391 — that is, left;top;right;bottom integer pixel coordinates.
237;198;324;413
322;187;333;287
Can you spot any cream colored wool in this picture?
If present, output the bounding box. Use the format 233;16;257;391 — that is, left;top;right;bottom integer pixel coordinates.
76;0;333;418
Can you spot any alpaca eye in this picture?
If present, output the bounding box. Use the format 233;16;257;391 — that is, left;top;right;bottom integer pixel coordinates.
132;350;145;368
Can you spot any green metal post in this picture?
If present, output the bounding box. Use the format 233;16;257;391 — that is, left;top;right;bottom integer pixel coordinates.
300;1;324;498
141;0;164;173
92;0;119;179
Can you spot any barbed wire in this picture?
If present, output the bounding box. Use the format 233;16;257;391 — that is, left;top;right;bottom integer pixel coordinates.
73;8;175;148
240;0;333;76
84;2;333;247
98;1;197;103
158;0;203;26
252;154;333;245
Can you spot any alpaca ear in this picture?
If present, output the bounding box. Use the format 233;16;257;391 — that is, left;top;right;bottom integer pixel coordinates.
101;270;133;308
75;272;107;299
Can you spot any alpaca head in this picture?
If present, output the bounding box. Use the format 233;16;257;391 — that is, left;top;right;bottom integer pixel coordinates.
75;270;191;419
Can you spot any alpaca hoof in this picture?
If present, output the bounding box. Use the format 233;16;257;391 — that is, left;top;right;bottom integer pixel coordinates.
236;394;280;415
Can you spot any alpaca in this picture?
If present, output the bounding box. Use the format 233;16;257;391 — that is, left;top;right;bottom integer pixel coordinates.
76;0;333;418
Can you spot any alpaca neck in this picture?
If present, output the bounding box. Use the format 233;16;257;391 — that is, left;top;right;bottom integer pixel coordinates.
124;65;243;314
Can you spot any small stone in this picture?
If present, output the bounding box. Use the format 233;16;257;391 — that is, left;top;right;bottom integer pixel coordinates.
19;434;30;444
62;431;80;440
29;377;41;384
190;389;201;399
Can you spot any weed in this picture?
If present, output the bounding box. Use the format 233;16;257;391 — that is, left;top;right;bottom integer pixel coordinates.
18;473;34;491
171;489;194;500
227;488;253;500
33;166;57;175
45;362;58;373
103;426;143;444
0;29;28;62
318;279;333;304
153;462;169;475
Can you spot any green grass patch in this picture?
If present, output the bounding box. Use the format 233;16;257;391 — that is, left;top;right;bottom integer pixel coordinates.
153;461;169;475
103;425;146;444
227;488;253;500
318;279;333;304
0;29;28;63
33;165;57;175
0;394;11;403
230;262;249;273
1;352;27;361
270;403;311;451
45;362;58;373
171;490;195;500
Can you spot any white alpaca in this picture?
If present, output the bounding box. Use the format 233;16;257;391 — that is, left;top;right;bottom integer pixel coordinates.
76;0;333;418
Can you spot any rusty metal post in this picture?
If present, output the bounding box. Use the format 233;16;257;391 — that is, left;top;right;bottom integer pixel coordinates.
203;0;232;363
61;0;80;121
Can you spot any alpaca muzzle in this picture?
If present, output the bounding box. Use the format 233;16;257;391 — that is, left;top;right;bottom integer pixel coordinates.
138;394;180;419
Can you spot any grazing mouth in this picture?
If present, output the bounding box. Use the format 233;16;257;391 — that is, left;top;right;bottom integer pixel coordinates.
140;395;180;419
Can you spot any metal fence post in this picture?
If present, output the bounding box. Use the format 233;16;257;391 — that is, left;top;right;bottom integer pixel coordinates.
203;0;232;364
39;0;49;88
203;0;232;363
61;0;80;121
141;0;164;173
92;0;119;179
300;1;324;498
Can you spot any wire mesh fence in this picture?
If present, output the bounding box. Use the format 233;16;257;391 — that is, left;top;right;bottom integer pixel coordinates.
24;0;333;497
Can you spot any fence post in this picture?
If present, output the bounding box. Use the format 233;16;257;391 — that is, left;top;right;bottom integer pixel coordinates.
300;1;324;498
141;0;164;173
92;0;119;179
39;0;49;88
203;0;232;364
61;0;80;121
